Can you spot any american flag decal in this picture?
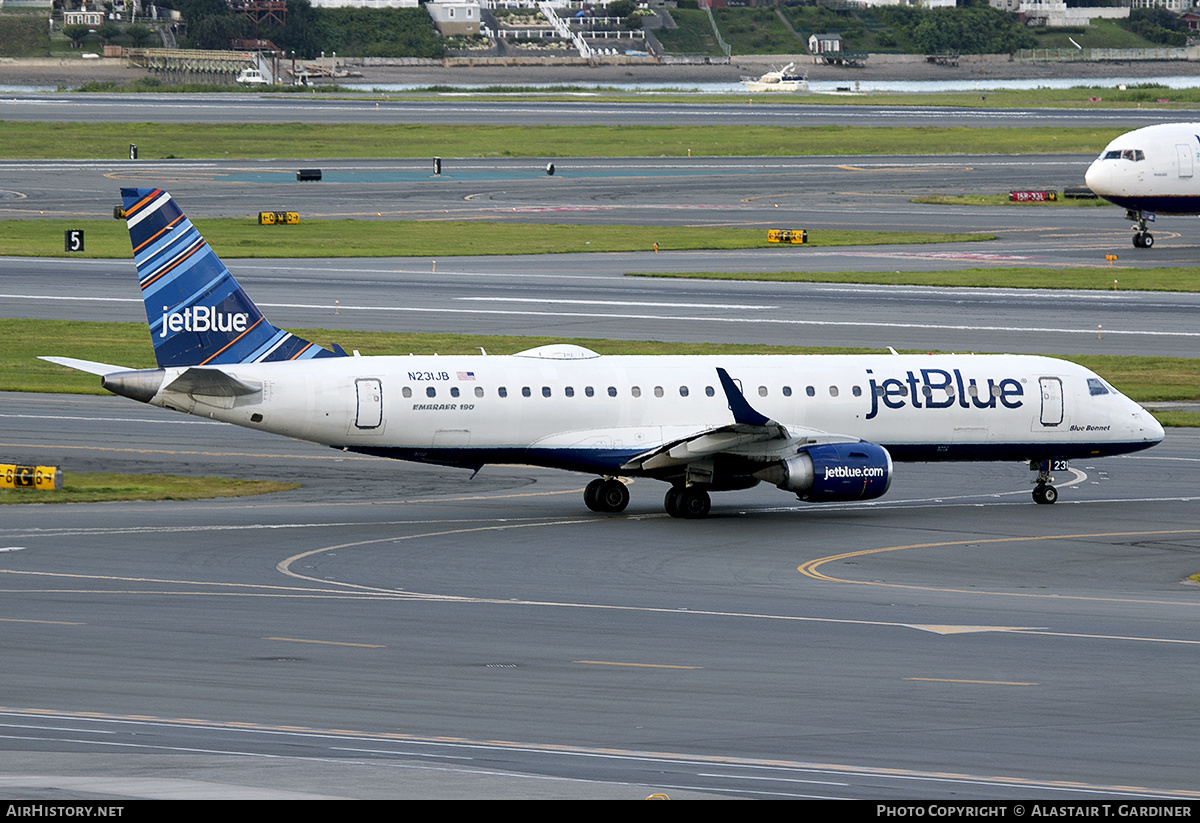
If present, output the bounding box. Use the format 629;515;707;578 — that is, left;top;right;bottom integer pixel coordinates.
457;371;476;380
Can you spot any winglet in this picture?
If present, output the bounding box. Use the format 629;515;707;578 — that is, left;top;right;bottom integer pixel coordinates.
716;367;771;427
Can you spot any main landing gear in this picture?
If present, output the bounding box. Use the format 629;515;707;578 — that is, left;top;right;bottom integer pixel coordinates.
1127;209;1154;248
664;485;711;519
584;477;629;513
584;478;714;518
1030;459;1063;505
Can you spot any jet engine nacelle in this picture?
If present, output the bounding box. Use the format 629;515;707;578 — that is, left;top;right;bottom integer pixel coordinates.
755;442;893;502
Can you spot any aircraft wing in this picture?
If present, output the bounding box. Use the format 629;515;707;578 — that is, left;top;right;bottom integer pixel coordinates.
620;367;860;472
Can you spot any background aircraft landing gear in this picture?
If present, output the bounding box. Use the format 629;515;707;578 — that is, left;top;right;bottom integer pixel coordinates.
665;485;711;519
1127;209;1154;249
584;478;629;513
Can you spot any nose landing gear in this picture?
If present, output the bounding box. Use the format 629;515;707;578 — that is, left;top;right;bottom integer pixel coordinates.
1030;459;1065;504
1127;209;1154;248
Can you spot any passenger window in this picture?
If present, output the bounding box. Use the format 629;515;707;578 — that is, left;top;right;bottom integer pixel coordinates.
450;387;460;398
402;387;412;398
829;386;839;397
475;387;484;398
585;386;595;397
654;386;664;398
608;386;617;397
852;386;861;397
542;386;551;398
522;387;531;398
565;386;575;397
705;386;715;397
631;386;641;398
498;386;508;398
806;386;815;397
426;387;436;398
783;386;792;397
758;386;768;397
679;386;689;397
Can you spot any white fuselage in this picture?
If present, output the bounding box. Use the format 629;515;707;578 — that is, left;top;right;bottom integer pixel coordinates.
145;349;1163;474
1085;123;1200;215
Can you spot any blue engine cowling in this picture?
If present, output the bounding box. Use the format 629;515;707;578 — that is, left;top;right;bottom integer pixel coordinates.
755;442;893;502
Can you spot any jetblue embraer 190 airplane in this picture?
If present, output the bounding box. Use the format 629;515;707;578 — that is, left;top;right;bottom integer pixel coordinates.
1085;122;1200;248
43;188;1164;517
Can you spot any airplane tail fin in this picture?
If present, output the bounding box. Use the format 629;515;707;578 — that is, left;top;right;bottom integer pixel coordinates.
121;187;343;368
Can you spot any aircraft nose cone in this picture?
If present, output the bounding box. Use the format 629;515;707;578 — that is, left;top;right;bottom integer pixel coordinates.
1146;412;1166;444
1084;161;1110;196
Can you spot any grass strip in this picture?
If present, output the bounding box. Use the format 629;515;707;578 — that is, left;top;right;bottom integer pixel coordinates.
0;472;300;504
626;267;1200;293
8;320;1197;426
0;123;1128;160
0;219;989;258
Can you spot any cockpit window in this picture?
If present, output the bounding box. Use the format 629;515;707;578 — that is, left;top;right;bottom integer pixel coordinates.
1104;149;1144;161
1087;378;1109;396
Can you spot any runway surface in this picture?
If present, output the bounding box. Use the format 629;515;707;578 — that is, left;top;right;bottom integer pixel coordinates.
2;98;1199;799
2;392;1200;799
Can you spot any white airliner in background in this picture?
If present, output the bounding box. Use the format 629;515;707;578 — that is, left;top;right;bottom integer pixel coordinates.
1085;122;1200;248
43;188;1164;517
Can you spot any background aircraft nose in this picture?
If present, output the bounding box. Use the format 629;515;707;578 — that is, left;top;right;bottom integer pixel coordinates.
1084;161;1111;196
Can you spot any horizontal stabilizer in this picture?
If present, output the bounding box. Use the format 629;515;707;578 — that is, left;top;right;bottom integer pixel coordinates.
38;356;131;376
164;367;261;397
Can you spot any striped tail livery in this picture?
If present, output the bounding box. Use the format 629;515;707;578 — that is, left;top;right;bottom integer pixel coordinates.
122;187;344;367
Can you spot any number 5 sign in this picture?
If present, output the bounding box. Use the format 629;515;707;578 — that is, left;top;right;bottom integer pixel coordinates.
64;229;84;252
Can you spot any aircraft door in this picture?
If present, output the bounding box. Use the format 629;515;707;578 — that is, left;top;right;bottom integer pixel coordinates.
1039;377;1063;427
1177;144;1194;178
355;378;383;429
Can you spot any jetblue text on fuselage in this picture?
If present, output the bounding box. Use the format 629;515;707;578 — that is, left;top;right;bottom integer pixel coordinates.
159;306;249;337
865;369;1024;420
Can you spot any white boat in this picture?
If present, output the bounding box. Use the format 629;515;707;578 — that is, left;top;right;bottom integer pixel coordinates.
234;67;267;85
740;62;808;93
